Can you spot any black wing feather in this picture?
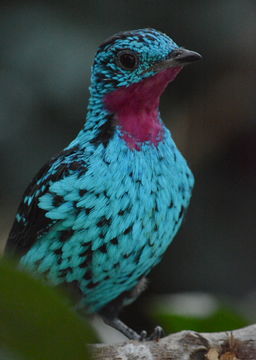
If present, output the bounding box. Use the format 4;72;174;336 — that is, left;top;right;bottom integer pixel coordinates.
6;146;79;256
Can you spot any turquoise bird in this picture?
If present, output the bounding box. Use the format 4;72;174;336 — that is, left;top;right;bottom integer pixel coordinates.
6;28;201;340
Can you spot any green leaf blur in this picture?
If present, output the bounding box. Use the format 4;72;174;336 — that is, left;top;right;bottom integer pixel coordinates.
153;306;249;333
0;258;97;360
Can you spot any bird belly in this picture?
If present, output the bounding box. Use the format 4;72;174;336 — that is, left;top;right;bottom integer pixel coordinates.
20;134;194;313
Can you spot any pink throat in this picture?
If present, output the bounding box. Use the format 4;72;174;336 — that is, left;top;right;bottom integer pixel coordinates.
104;67;182;149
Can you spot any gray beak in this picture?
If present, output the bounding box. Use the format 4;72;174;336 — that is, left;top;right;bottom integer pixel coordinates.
149;48;202;72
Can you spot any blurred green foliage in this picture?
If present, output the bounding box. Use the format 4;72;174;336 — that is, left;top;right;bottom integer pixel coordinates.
0;259;97;360
153;304;250;333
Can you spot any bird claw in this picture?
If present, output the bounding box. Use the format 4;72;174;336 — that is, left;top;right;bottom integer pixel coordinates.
139;326;165;341
148;325;165;341
139;330;148;341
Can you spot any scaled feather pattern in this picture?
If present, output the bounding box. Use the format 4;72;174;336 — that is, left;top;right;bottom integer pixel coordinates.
6;28;200;338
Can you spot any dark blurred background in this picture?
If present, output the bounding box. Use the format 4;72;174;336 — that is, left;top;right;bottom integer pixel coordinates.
1;0;256;338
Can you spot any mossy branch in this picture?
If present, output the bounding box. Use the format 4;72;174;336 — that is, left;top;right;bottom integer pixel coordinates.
90;324;256;360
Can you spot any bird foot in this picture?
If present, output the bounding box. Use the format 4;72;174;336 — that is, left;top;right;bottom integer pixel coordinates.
101;315;164;341
139;325;165;341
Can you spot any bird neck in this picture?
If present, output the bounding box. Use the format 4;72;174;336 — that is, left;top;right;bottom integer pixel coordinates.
73;67;182;151
104;73;166;150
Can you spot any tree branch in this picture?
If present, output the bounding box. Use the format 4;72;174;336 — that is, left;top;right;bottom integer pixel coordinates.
90;324;256;360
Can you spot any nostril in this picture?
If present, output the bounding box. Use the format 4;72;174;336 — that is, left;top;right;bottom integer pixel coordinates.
170;49;183;58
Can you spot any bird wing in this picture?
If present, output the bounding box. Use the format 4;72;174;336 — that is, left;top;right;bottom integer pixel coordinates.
6;146;83;256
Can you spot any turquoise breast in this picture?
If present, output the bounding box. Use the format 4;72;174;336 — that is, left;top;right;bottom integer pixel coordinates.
21;127;193;312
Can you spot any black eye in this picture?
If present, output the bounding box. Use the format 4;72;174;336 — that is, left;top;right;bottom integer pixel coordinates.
116;50;139;70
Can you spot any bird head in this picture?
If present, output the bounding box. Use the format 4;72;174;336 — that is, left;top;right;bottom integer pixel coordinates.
88;28;201;149
91;28;201;95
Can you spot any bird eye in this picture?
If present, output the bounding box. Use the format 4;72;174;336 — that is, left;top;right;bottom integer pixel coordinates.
116;50;138;70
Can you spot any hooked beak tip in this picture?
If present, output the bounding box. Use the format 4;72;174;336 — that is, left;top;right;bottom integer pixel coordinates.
170;48;202;64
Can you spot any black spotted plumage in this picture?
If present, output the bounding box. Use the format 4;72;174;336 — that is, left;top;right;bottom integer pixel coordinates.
5;28;200;341
6;146;83;256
